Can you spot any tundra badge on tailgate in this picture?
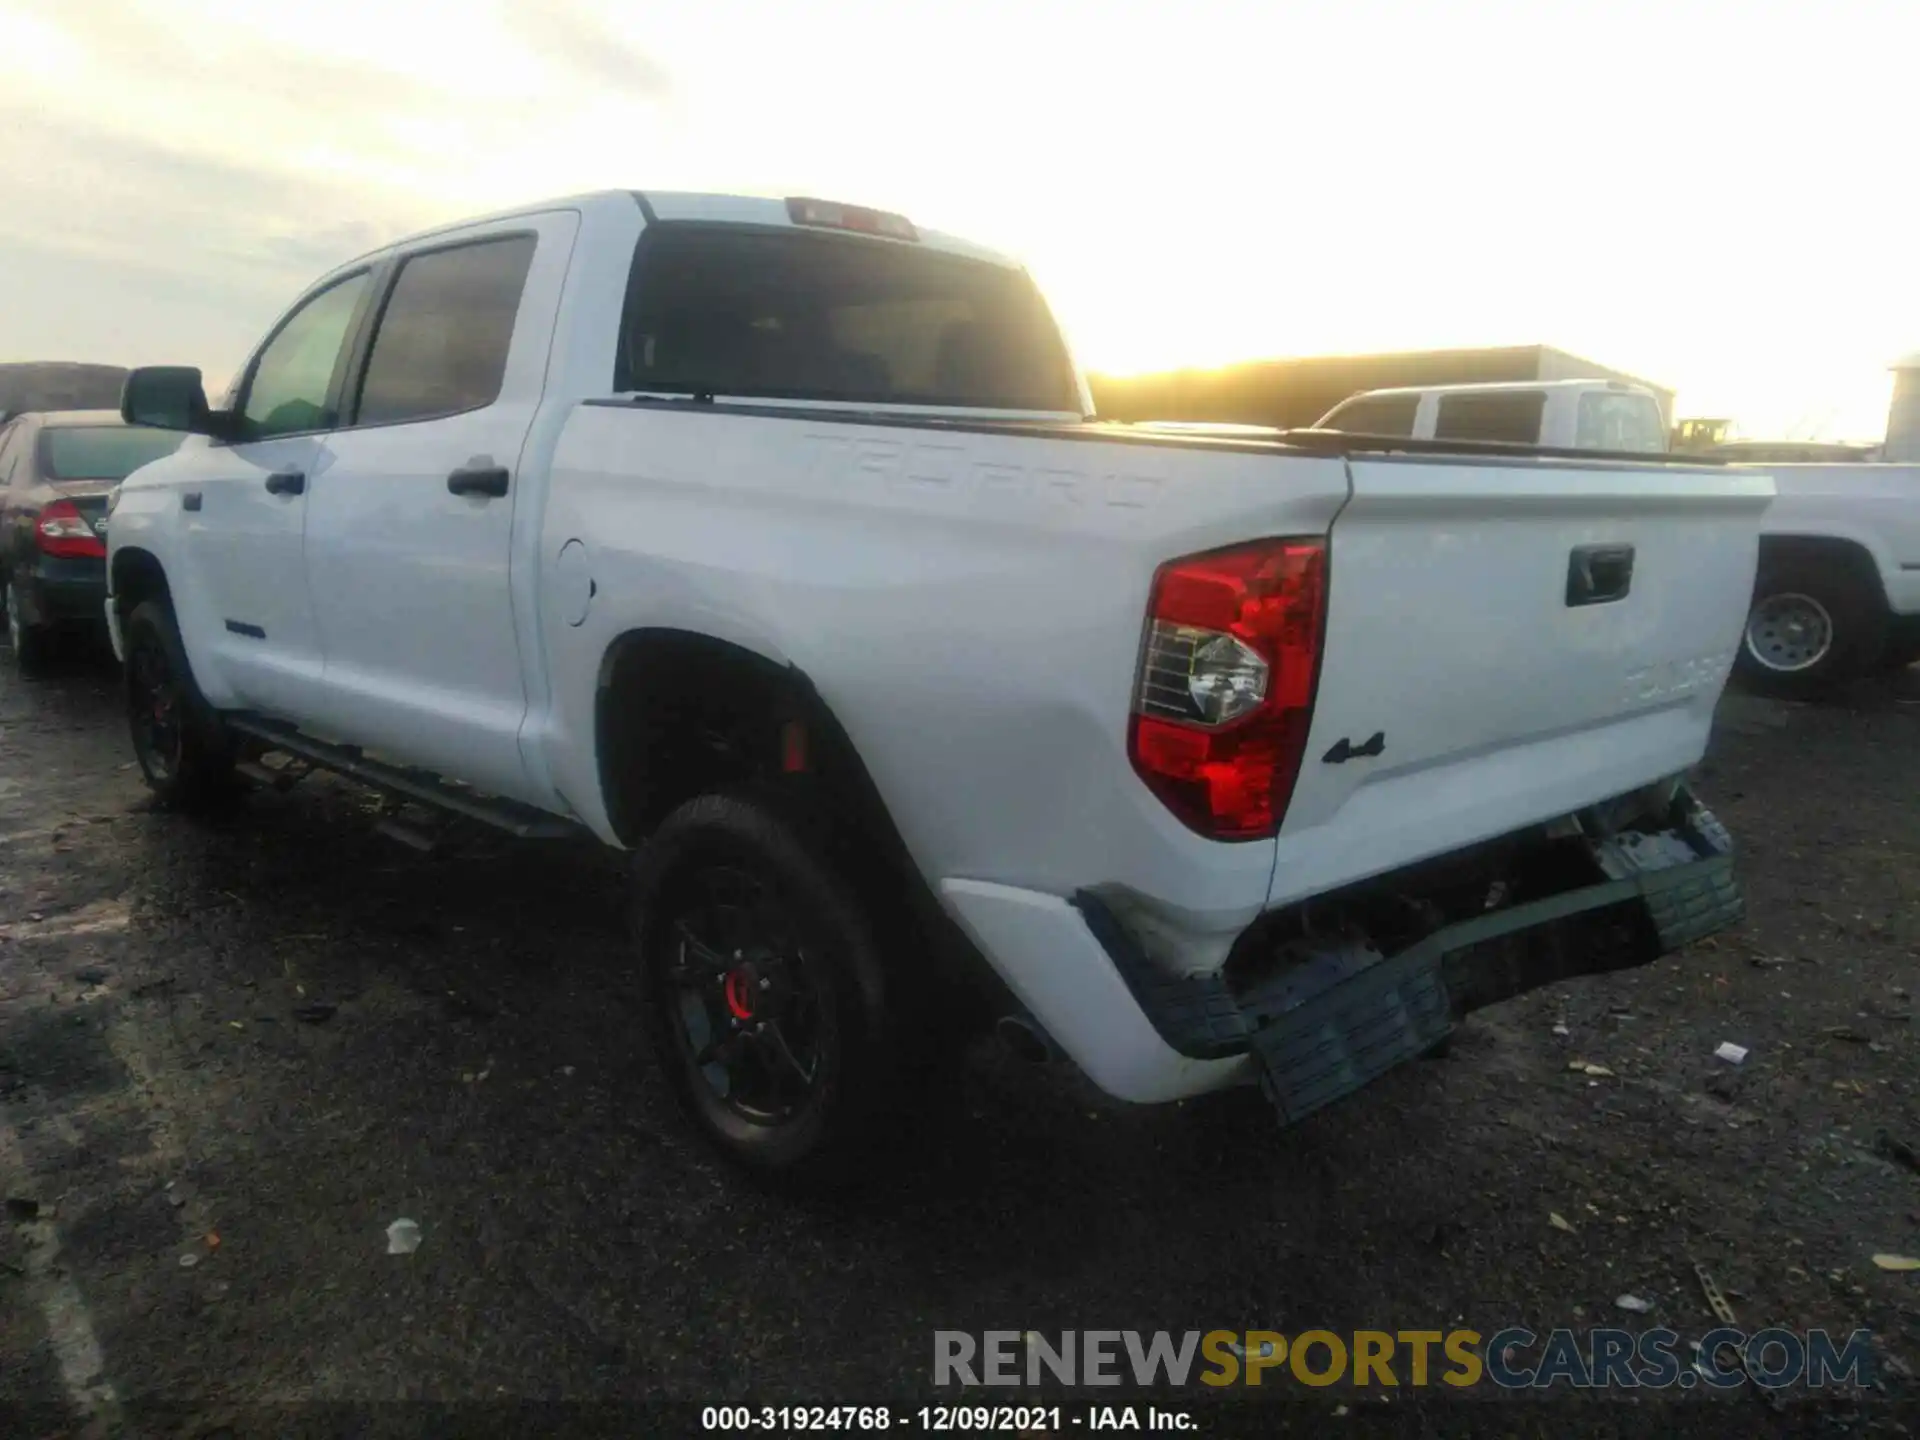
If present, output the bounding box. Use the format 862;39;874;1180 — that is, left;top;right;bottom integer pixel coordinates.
1623;654;1732;706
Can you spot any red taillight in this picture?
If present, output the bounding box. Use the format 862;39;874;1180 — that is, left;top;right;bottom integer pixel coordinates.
36;500;106;560
1127;538;1328;841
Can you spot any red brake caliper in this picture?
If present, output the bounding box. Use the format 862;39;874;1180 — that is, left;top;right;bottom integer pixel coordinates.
723;970;755;1021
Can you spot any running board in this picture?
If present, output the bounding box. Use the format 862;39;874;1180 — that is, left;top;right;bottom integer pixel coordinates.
224;716;578;840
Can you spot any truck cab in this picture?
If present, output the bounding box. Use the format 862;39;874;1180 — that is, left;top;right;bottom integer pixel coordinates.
1314;379;1670;454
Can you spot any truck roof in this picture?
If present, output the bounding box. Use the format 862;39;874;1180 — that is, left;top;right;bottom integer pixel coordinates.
1334;378;1657;402
341;190;1024;274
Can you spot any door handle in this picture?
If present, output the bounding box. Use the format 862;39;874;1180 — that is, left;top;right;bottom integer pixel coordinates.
264;470;306;496
182;491;202;512
1566;544;1635;607
447;464;510;499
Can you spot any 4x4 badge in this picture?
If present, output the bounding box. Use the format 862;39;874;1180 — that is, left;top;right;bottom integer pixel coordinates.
1322;731;1385;764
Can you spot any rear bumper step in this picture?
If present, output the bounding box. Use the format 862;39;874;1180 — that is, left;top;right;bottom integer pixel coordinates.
1077;789;1742;1127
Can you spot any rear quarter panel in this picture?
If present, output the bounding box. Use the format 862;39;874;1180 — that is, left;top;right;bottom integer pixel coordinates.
533;405;1352;945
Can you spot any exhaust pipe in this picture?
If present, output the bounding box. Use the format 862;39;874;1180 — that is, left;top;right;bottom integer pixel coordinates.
994;1013;1061;1065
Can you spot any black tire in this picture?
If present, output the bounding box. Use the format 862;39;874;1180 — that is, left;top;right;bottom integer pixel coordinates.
123;599;237;810
632;787;893;1188
1734;556;1887;699
4;578;54;677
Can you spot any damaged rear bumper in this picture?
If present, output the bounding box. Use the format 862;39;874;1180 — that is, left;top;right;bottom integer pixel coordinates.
1037;789;1741;1123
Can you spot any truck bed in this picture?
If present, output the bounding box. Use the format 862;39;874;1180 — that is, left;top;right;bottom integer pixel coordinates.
585;396;1744;469
544;398;1771;950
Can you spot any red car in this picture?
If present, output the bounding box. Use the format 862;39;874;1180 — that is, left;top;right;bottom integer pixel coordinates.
0;410;184;674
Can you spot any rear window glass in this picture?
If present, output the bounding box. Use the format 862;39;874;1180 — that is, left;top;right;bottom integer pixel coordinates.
40;426;185;480
1576;392;1666;453
1318;394;1419;436
615;226;1079;412
1432;391;1546;444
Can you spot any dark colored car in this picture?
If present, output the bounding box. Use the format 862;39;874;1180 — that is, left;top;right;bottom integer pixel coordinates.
0;410;185;673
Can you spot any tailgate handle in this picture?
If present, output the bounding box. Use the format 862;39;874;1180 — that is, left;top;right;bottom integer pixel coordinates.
1567;544;1634;607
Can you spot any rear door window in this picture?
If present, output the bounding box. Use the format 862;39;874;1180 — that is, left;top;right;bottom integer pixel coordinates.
1432;391;1547;444
353;235;537;426
617;225;1079;411
1319;395;1419;436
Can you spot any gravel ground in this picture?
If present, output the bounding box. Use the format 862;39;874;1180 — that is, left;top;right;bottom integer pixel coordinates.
4;647;1920;1438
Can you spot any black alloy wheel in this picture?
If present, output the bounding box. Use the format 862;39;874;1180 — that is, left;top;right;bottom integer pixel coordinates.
127;619;183;785
664;862;837;1127
633;790;889;1185
122;599;235;809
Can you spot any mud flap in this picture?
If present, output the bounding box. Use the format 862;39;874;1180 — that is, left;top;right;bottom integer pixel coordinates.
1078;791;1744;1129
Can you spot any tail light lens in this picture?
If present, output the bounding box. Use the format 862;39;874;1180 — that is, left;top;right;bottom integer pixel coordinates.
785;197;919;241
36;500;106;560
1128;538;1328;841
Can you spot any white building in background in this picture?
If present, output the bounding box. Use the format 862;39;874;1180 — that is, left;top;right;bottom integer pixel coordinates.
1888;353;1920;462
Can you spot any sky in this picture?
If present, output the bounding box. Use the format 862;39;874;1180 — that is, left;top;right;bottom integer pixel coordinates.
0;0;1914;440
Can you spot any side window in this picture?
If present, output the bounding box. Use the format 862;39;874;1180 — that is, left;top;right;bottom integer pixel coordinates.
1320;395;1418;436
239;272;372;441
1576;392;1666;453
0;424;22;485
1432;391;1547;445
353;235;536;427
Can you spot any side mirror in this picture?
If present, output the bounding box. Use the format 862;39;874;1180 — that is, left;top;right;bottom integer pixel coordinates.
121;366;215;434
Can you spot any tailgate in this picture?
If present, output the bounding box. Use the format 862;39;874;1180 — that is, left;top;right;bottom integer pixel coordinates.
1270;454;1774;907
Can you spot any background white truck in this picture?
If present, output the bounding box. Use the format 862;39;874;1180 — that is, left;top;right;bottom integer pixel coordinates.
1731;464;1920;696
107;190;1766;1184
1312;379;1671;454
1315;383;1920;695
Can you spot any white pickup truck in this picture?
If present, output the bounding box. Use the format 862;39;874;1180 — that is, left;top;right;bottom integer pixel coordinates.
106;190;1768;1183
1731;464;1920;696
1314;379;1671;455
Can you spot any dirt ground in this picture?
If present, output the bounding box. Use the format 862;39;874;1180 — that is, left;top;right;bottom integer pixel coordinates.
5;646;1920;1438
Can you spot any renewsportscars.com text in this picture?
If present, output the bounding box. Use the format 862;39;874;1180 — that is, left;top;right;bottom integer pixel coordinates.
934;1328;1875;1390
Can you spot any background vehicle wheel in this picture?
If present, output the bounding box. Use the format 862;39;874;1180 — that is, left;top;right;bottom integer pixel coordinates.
1734;557;1886;699
4;579;55;677
123;599;236;809
632;788;892;1188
